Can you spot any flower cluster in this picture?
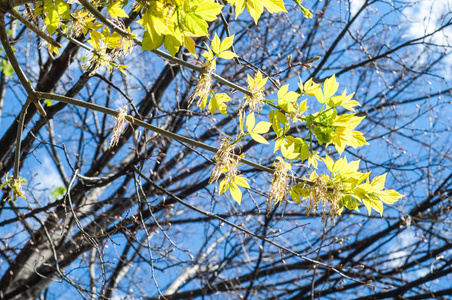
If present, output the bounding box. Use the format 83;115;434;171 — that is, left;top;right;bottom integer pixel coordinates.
0;174;26;201
267;157;291;210
244;71;267;112
190;61;216;109
209;138;237;184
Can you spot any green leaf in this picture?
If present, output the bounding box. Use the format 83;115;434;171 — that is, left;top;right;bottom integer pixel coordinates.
275;111;289;124
55;0;70;20
185;12;209;36
51;186;67;199
296;139;309;161
1;60;14;77
141;31;164;51
313;126;333;144
289;188;301;203
164;32;183;57
327;95;345;107
343;195;360;211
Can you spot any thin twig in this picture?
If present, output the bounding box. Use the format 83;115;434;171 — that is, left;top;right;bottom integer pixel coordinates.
132;166;376;289
93;73;142;119
36;91;313;186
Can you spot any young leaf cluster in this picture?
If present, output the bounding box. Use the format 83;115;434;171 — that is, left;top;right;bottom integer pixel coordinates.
13;0;403;220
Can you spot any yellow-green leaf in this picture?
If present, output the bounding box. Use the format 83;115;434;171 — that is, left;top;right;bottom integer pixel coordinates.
281;143;298;159
371;173;387;191
220;35;235;52
185;12;209;36
219;179;228;194
252;121;272;134
108;1;129;19
164;32;182;57
247;0;264;24
234;176;250;188
323;74;339;100
250;133;268;144
262;0;286;13
230;182;242;204
324;155;334;173
218;51;238;59
184;35;197;56
377;189;403;204
246;112;256;132
194;0;224;22
212;33;221;54
142;31;164;51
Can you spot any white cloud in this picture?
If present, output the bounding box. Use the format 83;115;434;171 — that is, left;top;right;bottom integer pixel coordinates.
405;0;452;45
350;0;366;16
404;0;452;79
385;230;417;269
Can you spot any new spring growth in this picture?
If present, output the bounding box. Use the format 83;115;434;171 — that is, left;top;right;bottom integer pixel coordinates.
209;138;236;184
1;174;26;201
304;171;330;219
190;60;216;109
109;105;131;148
210;138;250;204
267;157;291;210
191;34;237;112
244;71;267;112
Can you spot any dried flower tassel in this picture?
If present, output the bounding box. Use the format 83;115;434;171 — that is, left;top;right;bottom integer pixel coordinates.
109;105;131;148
